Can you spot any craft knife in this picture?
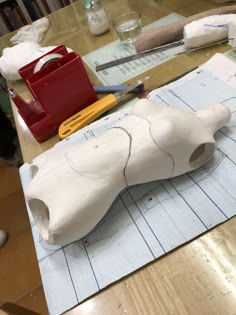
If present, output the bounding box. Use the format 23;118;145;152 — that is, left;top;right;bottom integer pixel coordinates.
58;76;150;139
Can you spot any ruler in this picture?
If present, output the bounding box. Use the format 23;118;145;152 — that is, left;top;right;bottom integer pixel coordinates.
95;38;229;72
95;40;185;72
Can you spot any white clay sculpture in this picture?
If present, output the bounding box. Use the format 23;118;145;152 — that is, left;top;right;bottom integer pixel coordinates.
26;99;231;245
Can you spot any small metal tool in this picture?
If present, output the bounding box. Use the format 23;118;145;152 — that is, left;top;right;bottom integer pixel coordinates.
96;37;229;72
93;83;145;93
59;76;150;139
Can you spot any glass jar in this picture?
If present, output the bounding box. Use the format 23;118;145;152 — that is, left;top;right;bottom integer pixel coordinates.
85;0;110;36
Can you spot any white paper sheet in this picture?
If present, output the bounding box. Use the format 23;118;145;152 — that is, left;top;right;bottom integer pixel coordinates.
82;13;186;85
200;52;236;89
20;53;236;315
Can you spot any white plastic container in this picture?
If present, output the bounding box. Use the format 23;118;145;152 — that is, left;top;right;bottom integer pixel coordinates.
85;0;110;36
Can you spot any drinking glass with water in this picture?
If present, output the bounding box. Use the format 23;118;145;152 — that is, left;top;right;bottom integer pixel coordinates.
113;12;142;47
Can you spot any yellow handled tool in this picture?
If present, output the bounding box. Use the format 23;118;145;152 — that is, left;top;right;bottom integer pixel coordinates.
58;76;150;139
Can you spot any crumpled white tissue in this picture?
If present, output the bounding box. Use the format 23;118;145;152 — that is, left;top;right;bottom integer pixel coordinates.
0;42;70;81
10;17;49;45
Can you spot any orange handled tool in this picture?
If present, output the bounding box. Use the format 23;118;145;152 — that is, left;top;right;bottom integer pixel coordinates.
58;76;149;139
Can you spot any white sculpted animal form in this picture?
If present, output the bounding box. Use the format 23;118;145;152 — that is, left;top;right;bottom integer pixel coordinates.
26;100;231;245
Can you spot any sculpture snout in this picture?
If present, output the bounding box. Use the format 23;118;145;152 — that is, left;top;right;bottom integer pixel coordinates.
196;103;231;133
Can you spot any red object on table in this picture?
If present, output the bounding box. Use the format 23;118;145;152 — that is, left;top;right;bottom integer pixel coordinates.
10;45;97;142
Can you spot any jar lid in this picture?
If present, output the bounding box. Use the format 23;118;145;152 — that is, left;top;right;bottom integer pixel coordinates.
85;0;100;9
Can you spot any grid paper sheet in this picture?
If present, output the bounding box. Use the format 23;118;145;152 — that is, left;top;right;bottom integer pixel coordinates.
20;54;236;315
82;13;186;85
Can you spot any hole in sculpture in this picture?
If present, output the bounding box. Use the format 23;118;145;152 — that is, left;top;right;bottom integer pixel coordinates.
29;165;39;179
28;198;50;240
189;142;216;168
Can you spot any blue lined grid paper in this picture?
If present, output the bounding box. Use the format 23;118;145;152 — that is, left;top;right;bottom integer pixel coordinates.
20;56;236;315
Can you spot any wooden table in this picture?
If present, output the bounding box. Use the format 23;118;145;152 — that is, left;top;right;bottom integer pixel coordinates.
2;0;236;314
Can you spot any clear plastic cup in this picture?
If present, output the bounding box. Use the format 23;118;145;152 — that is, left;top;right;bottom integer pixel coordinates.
113;12;142;47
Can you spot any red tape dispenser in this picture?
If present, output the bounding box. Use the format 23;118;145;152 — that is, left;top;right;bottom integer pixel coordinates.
9;45;97;142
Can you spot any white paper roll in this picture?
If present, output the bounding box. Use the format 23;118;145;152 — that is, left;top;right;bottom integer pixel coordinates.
33;53;63;73
184;14;236;49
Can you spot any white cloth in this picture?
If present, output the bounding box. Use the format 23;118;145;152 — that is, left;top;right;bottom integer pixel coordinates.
0;42;68;81
10;17;49;45
184;14;236;49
